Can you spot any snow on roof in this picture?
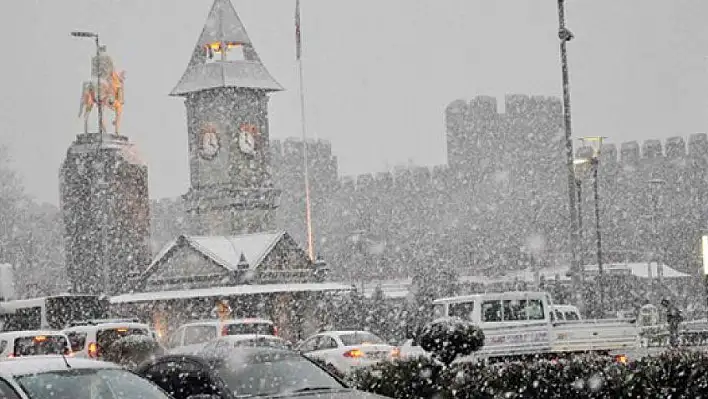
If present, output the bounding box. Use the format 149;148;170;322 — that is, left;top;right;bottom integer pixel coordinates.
584;263;691;279
110;282;354;304
188;232;283;270
145;231;286;276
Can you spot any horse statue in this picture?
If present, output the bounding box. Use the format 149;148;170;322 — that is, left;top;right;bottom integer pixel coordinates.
78;46;126;135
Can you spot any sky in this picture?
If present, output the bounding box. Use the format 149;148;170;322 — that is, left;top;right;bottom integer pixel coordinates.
0;0;707;205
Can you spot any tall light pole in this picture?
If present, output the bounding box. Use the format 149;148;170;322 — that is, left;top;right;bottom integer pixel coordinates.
648;176;666;279
71;31;103;136
701;234;708;318
556;0;582;304
579;136;606;316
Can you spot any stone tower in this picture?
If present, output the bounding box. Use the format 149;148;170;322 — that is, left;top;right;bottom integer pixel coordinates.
60;134;151;295
172;0;283;235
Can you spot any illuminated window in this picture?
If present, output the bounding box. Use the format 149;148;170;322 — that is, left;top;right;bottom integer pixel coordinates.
205;41;246;63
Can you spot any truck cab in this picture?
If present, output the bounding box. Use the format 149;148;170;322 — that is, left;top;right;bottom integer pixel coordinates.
432;291;554;358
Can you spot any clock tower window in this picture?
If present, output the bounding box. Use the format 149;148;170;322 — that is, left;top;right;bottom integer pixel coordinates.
205;41;246;63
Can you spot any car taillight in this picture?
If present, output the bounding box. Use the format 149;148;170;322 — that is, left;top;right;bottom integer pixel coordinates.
273;326;279;336
88;342;99;358
343;349;364;358
221;326;229;336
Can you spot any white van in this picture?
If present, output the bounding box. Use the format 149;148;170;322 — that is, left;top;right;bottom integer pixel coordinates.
62;319;151;359
0;331;72;359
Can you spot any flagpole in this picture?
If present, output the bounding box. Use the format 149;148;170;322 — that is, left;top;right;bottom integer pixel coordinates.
296;0;315;261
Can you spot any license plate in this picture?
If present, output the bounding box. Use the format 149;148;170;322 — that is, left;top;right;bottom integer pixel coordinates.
367;351;388;360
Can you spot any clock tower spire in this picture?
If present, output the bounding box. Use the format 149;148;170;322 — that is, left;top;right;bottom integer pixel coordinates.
172;0;283;235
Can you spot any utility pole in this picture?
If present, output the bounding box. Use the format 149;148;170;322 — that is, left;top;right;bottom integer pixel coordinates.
592;155;604;315
556;0;582;307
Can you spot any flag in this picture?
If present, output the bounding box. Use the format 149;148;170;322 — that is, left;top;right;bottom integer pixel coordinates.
295;0;302;60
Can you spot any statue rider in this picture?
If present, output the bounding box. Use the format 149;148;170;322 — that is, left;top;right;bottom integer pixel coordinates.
92;45;114;80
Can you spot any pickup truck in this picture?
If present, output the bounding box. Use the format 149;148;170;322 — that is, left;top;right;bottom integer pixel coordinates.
411;291;639;361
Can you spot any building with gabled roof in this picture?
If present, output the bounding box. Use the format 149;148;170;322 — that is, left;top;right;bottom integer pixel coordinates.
140;231;322;292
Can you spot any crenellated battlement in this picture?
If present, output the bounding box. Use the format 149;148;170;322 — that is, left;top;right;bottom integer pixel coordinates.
576;134;708;165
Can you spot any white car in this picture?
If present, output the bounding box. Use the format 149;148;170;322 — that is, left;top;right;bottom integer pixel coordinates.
0;331;72;360
0;355;171;398
166;318;277;355
296;331;396;374
62;319;151;359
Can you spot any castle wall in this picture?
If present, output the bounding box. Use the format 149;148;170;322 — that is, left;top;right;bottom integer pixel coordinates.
150;95;708;282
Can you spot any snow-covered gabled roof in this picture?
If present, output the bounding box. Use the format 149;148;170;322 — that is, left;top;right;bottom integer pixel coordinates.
143;231;287;277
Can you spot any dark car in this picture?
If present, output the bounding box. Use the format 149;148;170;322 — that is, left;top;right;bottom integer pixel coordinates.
135;347;386;399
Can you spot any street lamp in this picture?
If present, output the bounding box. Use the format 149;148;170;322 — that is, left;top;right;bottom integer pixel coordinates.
555;0;582;305
578;136;606;316
701;234;708;317
647;176;666;286
71;30;103;136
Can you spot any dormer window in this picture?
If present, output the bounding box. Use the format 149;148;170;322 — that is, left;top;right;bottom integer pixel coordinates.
205;41;246;63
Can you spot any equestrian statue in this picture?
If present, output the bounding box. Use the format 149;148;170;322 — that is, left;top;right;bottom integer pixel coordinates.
78;45;126;135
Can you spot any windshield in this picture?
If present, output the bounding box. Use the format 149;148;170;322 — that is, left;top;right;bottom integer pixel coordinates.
224;323;275;336
216;352;343;397
338;332;384;346
96;328;148;353
16;368;170;399
14;335;68;357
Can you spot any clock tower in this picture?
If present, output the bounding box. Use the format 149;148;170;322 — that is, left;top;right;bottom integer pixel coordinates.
172;0;283;235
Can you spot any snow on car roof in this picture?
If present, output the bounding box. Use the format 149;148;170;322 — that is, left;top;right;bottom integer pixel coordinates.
63;322;149;331
218;334;284;342
0;356;118;377
0;330;68;339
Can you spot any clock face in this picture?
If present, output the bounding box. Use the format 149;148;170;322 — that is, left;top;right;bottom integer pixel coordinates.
198;124;220;160
238;123;258;156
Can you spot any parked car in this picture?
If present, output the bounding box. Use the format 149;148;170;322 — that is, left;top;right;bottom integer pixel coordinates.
0;331;71;360
135;348;385;399
296;331;396;374
0;355;171;398
62;318;151;360
166;318;277;355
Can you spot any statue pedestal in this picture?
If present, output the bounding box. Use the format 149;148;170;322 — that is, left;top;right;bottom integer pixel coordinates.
60;132;150;295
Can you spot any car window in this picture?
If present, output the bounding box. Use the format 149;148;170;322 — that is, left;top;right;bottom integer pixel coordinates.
317;336;338;350
97;328;148;353
338;332;384;346
503;299;528;321
141;360;219;399
449;302;474;321
554;310;564;321
16;368;170;399
183;326;217;346
223;322;275;336
13;335;69;357
0;378;21;399
482;300;502;322
66;331;88;352
167;328;183;348
565;311;580;321
298;337;318;353
527;300;546;321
